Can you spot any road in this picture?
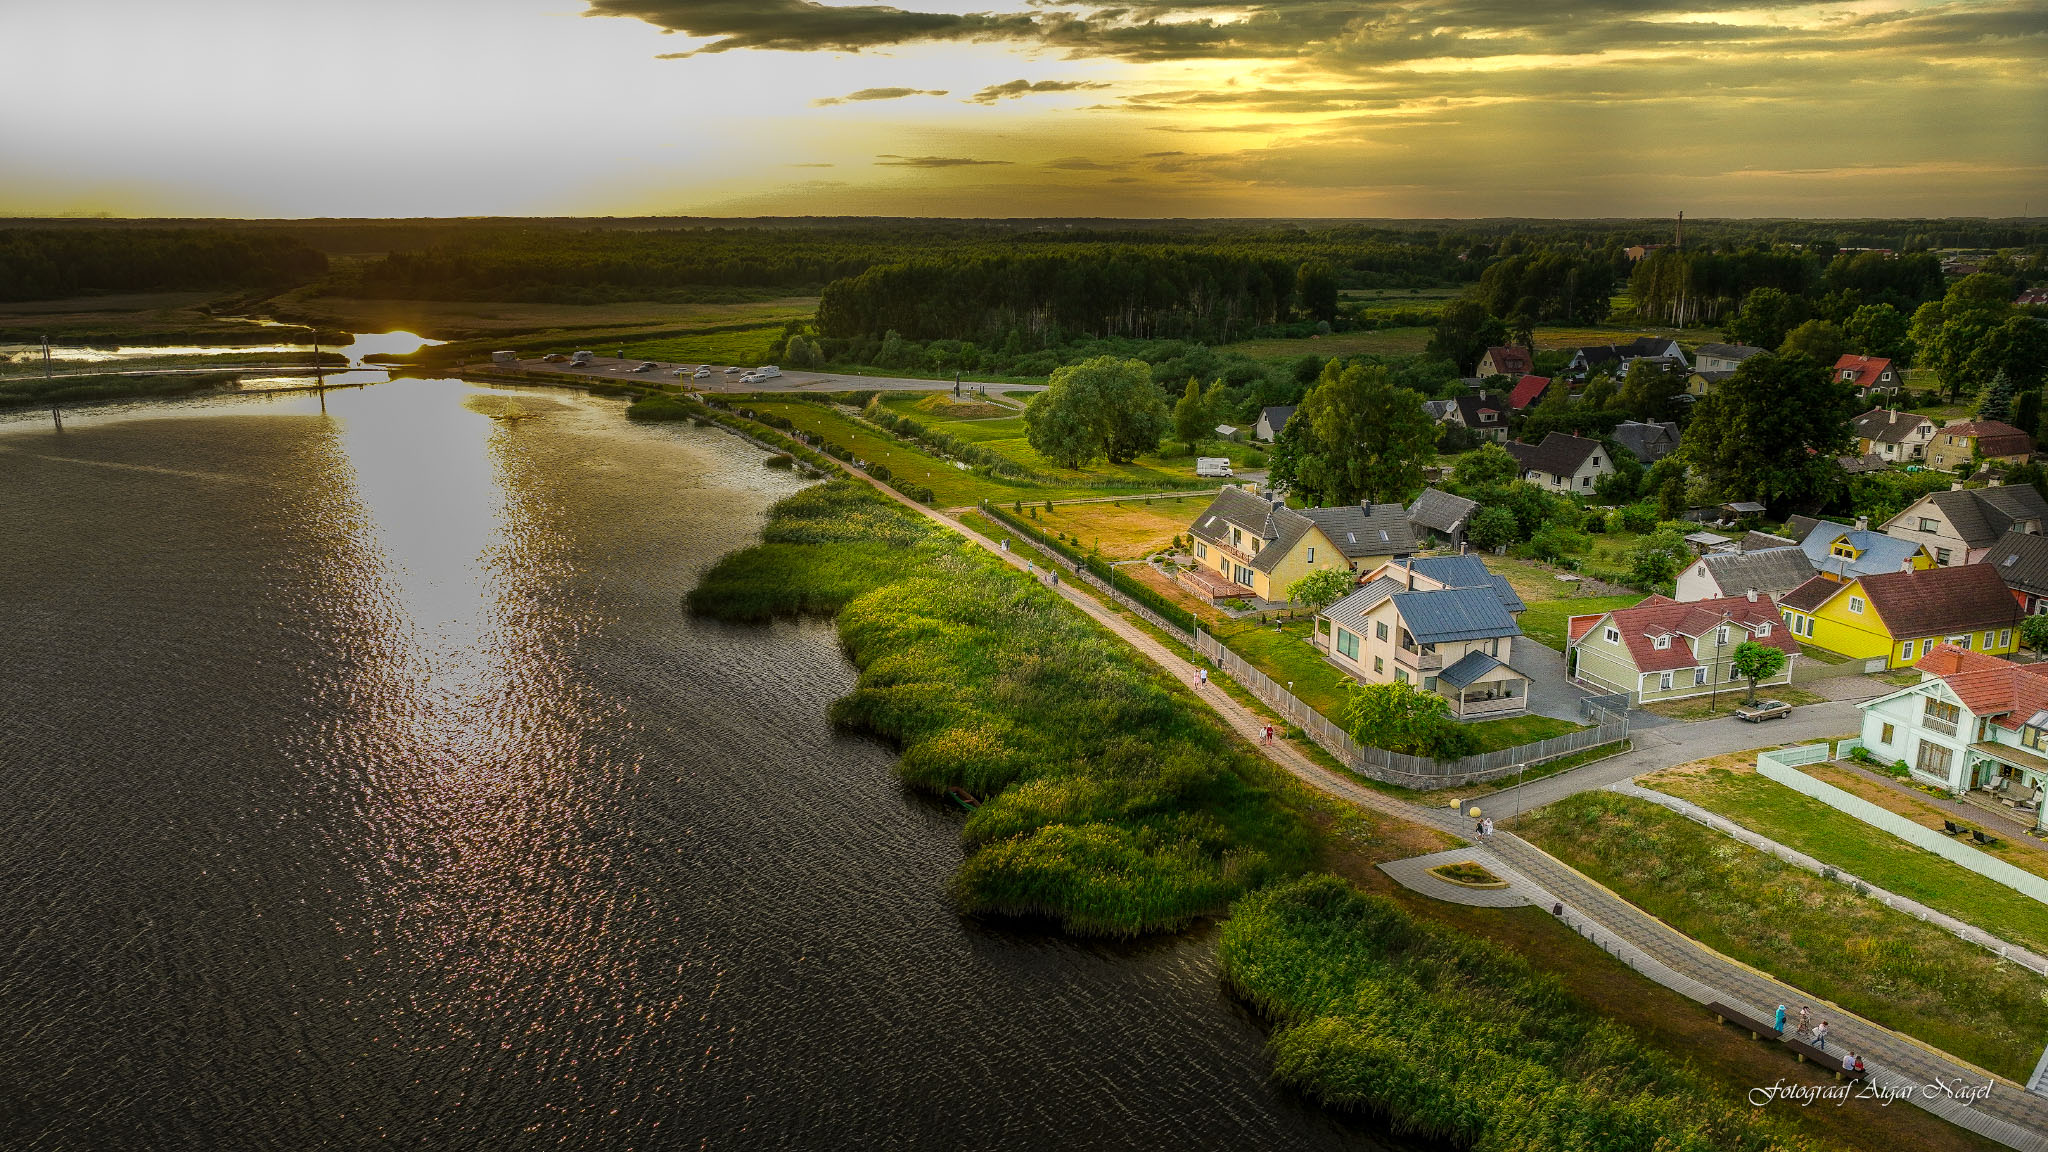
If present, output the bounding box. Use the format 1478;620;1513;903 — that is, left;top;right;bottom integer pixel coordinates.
480;354;1045;396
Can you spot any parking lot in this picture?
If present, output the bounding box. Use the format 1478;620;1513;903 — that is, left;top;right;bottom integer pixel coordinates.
483;353;1044;397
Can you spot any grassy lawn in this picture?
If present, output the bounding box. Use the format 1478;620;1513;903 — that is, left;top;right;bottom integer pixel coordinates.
1211;617;1355;718
1037;496;1217;560
621;324;784;367
269;293;817;339
1463;712;1587;753
1226;328;1432;358
1640;753;2048;958
1520;594;1644;652
1519;787;2048;1082
874;391;1264;490
1530;324;1682;350
1640;683;1830;721
1807;761;2048;883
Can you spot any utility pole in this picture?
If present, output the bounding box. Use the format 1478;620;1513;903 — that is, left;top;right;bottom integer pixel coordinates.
43;334;60;431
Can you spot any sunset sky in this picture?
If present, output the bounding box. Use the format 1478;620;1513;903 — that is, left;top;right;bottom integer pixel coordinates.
2;0;2042;218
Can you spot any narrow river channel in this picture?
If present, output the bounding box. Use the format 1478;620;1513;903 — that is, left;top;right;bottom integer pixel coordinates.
0;374;1419;1150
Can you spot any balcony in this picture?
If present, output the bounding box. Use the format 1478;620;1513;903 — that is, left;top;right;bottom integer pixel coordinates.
1396;645;1442;673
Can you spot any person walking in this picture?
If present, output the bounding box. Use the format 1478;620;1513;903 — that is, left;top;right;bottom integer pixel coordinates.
1813;1021;1830;1051
1261;723;1273;746
1027;560;1035;578
1000;537;1009;553
1773;1004;1787;1034
1197;667;1208;689
1482;817;1494;839
1795;1005;1811;1038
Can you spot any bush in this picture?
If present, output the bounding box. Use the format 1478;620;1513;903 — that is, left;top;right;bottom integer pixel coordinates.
1615;502;1660;534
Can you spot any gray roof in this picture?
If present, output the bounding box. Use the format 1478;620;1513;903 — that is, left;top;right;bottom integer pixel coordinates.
1390;585;1523;645
1258;405;1295;435
1611;420;1680;463
1838;453;1890;475
1400;554;1525;613
1852;407;1931;445
1437;650;1527;689
1323;576;1404;637
1905;486;2048;549
1301;503;1420;559
1408;487;1477;535
1696;546;1817;598
1784;514;1824;544
1189;487;1309;575
1506;432;1602;479
1800;525;1924;579
1989;530;2048;596
1454;393;1507;429
1741;530;1798;552
1423;398;1456;421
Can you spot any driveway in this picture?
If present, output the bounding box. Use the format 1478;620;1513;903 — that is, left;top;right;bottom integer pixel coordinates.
1511;639;1596;723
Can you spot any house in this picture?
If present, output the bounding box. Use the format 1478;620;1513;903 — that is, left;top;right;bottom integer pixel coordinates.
1255;406;1295;443
1856;644;2048;816
1928;420;2034;472
1611;420;1680;463
1695;343;1765;375
1185;487;1419;605
1741;530;1798;552
1683;531;1736;555
1778;564;2020;668
1215;424;1241;442
1567;594;1798;704
1423;398;1457;423
1408;488;1480;549
1839;453;1892;475
1687;369;1734;397
1315;556;1530;718
1883;485;2048;566
1674;547;1817;603
1851;408;1937;463
1800;521;1932;580
1508;374;1553;411
1446;394;1509;442
1832;354;1903;398
1504;433;1613;493
1476;346;1533;379
1567;337;1689;378
1987;529;2048;615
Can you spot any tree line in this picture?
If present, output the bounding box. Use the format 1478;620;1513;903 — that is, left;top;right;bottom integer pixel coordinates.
0;229;327;301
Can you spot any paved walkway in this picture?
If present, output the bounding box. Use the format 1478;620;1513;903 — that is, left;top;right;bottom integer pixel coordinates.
824;463;2048;1149
1379;849;1532;907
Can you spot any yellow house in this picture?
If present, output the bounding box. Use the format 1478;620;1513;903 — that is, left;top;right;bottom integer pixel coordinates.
1777;563;2022;668
1186;486;1418;605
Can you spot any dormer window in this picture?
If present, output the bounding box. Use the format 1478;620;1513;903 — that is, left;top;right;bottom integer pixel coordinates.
1757;623;1771;636
1832;542;1856;559
1653;635;1670;649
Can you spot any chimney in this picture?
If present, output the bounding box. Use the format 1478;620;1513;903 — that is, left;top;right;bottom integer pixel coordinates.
1889;409;1898;425
1952;482;1965;492
1991;479;2004;487
1855;516;1869;532
1747;588;1759;603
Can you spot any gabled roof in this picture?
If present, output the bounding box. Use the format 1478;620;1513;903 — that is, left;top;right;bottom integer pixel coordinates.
1438;650;1526;689
1909;643;2048;730
1693;547;1816;599
1988;529;2048;597
1851;407;1933;446
1937;420;2033;458
1572;594;1795;673
1894;486;2048;548
1423;398;1457;421
1856;564;2020;637
1611;420;1679;463
1395;554;1525;613
1454;393;1506;428
1784;514;1825;544
1481;346;1533;376
1832;354;1897;392
1509;374;1552;410
1191;486;1328;574
1838;453;1891;475
1391;585;1523;645
1408;487;1478;536
1799;525;1924;580
1300;502;1419;559
1742;530;1798;552
1696;342;1765;362
1258;405;1295;434
1323;576;1405;636
1505;432;1603;479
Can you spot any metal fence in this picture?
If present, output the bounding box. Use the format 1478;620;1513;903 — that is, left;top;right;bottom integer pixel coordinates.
1578;692;1631;722
1194;627;1630;789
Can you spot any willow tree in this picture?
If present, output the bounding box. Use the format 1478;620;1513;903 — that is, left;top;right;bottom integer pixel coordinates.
1290;362;1436;506
1024;355;1167;468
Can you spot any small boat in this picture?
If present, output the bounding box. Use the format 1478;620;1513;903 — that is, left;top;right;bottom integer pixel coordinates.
945;786;981;812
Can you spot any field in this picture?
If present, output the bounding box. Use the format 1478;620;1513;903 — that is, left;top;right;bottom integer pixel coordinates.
618;324;784;368
1520;786;2048;1081
265;291;817;340
0;292;337;345
1224;327;1431;359
1640;754;2048;955
1033;495;1216;559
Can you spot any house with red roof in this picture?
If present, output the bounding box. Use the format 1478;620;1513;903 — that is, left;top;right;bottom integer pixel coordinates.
1856;644;2048;819
1476;345;1533;379
1831;354;1902;397
1508;374;1552;411
1567;594;1797;704
1927;420;2034;473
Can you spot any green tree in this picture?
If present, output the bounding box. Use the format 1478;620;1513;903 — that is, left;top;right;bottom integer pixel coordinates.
1291;362;1438;506
1843;302;1911;363
1616;502;1660;534
1295;260;1340;324
1025;356;1166;467
1466;506;1520;551
1265;417;1306;493
1449;442;1521;492
1780;319;1846;364
1618;359;1684;423
1724;287;1805;351
1426;299;1506;375
1979;369;2017;424
1627;530;1691;589
1979;315;2048;392
1286;567;1355;613
1593;451;1643;504
1910;273;2016;401
1343;680;1475;758
2023;614;2048;659
1683;351;1856;513
1172;376;1209;449
1525;520;1591;564
1729;640;1788;705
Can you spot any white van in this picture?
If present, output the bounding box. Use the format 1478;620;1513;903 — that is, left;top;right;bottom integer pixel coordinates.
571;350;595;365
754;365;782;379
1195;457;1234;478
490;350;519;365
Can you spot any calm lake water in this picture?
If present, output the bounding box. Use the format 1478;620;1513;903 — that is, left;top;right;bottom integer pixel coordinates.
0;380;1409;1150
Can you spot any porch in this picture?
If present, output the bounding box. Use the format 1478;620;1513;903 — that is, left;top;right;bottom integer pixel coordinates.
1965;742;2047;830
1438;650;1530;720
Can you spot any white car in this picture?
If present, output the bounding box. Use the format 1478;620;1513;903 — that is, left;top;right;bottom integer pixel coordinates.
739;373;761;384
723;366;741;374
693;368;711;379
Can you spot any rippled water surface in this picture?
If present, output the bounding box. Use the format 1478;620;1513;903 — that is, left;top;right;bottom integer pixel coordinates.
0;380;1405;1150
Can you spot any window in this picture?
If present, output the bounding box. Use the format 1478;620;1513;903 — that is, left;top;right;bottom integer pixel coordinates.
1374;656;1384;673
1658;671;1674;691
1880;722;1895;746
1696;565;1707;577
1336;629;1360;660
1922;638;1937;657
1915;740;1953;779
1717;626;1730;645
1848;597;1864;614
1922;698;1960;737
1919;517;1939;533
2000;629;2013;648
1935;548;1952;566
1957;634;1972;650
1757;623;1771;637
1230;526;1243;548
1694;667;1708;686
1423;676;1438;692
1832;541;1856;558
1604;627;1620;643
1653;635;1670;649
1581;476;1592;488
1196;542;1208;560
1592;455;1602;467
1306;546;1316;564
1983;631;1996;649
1396;669;1409;684
1900;640;1914;661
1376;621;1389;642
1234;564;1253;587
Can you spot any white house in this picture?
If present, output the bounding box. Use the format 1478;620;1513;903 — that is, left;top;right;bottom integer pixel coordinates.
1503;433;1613;494
1856;644;2048;827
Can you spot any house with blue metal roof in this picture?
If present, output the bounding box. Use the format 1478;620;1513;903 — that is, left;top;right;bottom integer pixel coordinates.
1313;556;1532;718
1798;522;1933;581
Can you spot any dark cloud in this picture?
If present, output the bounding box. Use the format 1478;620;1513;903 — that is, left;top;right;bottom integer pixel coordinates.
965;79;1111;104
813;86;949;106
1042;156;1126;170
607;0;1039;55
875;154;1013;167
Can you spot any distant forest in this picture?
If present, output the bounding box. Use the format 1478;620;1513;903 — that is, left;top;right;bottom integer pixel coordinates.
0;229;327;301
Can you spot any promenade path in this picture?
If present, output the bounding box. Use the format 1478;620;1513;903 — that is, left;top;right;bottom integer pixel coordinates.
832;462;2048;1149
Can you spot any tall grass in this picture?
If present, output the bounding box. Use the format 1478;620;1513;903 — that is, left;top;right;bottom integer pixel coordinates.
689;480;1318;935
1220;875;1827;1152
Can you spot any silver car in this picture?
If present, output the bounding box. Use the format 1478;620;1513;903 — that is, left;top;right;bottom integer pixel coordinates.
1734;699;1792;723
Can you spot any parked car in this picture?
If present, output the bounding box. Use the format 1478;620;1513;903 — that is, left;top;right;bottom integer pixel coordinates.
1734;699;1793;723
754;365;782;379
571;351;595;364
739;372;760;384
671;367;690;377
541;353;568;363
693;368;711;379
632;362;658;373
723;366;741;374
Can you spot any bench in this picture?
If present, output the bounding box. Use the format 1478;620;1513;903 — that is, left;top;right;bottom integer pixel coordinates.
1707;1002;1781;1040
1781;1036;1862;1080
